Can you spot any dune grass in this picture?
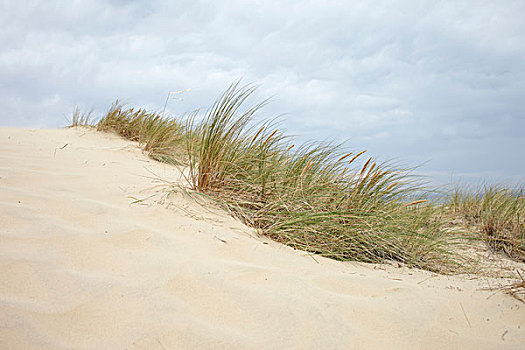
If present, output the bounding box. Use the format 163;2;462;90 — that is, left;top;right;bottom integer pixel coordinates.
65;81;525;272
447;185;525;261
69;107;93;127
96;101;184;164
182;82;452;270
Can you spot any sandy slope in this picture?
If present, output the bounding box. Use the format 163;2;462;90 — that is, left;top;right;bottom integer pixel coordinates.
0;127;523;350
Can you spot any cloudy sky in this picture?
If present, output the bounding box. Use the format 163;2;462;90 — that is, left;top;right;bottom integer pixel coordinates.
1;0;524;187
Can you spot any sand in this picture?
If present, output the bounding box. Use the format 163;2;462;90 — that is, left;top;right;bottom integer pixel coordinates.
0;127;524;349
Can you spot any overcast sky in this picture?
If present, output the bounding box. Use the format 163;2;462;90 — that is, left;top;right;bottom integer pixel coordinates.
1;0;524;187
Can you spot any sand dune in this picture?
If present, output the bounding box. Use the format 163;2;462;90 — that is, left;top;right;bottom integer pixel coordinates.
1;127;524;349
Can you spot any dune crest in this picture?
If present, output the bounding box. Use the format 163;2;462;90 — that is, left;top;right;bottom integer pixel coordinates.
1;128;523;349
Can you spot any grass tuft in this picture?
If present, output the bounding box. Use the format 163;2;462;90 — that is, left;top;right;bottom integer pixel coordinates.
448;185;525;261
183;81;452;271
69;107;93;127
96;101;184;164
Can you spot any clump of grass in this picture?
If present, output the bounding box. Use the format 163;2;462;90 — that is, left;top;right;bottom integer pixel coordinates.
448;185;525;261
69;107;93;127
184;81;452;270
96;101;184;164
185;83;271;191
68;82;457;272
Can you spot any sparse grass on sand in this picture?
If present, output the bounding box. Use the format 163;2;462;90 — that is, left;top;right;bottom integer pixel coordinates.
447;185;525;262
70;81;524;274
69;107;92;127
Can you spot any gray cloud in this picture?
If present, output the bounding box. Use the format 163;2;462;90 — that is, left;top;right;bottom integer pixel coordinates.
1;0;524;186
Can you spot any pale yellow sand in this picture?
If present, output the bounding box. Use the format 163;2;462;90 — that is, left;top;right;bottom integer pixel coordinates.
1;127;523;349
